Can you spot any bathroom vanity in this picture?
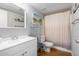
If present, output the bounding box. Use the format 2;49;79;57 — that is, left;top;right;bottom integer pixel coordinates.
0;3;37;56
0;36;37;56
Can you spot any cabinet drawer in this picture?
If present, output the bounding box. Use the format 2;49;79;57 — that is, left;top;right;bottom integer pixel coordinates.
0;39;37;56
24;47;37;56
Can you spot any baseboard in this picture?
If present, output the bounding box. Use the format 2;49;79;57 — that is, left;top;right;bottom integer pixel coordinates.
53;46;72;54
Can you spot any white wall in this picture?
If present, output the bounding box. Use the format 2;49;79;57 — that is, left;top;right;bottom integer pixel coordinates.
44;11;71;49
71;3;79;55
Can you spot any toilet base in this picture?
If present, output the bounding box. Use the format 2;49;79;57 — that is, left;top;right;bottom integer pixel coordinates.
43;46;51;52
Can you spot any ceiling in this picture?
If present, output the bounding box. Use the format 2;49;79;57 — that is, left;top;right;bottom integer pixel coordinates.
29;3;73;15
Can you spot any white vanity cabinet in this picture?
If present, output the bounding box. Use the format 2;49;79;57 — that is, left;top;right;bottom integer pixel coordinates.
0;39;37;56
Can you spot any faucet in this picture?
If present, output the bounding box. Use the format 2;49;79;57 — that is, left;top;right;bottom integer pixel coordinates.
12;35;18;40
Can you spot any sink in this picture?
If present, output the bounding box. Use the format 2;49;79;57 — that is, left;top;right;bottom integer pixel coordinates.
11;36;18;40
10;35;28;40
0;35;29;43
0;38;2;40
0;37;11;43
18;35;28;39
0;38;3;42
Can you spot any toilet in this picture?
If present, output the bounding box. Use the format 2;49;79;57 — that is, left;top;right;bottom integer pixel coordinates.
40;35;54;52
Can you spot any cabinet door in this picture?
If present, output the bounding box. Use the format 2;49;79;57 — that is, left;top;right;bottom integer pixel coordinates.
24;47;37;56
15;39;37;56
24;39;37;56
0;9;7;28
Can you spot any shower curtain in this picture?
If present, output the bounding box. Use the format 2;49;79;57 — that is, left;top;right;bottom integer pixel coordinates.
44;11;71;49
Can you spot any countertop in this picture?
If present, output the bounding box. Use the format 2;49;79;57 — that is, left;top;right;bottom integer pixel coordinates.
0;36;36;51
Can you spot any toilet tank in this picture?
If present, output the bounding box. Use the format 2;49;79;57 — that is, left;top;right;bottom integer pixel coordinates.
40;35;45;43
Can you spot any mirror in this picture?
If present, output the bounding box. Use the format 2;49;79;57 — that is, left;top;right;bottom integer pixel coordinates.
0;3;25;28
